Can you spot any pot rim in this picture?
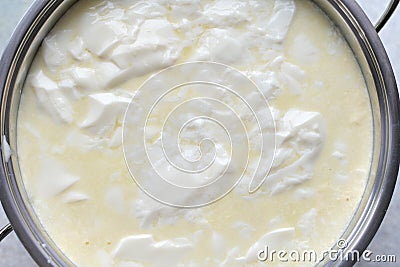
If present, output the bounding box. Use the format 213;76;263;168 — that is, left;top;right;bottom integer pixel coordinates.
0;0;399;266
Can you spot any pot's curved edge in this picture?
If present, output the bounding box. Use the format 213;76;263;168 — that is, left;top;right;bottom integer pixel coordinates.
330;0;400;265
0;1;73;266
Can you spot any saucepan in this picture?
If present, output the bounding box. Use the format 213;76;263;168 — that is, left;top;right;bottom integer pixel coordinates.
0;0;399;266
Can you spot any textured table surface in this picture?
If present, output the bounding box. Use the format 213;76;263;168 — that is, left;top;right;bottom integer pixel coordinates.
0;0;399;266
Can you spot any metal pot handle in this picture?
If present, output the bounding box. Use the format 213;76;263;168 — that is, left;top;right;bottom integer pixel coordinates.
375;0;399;32
0;223;13;242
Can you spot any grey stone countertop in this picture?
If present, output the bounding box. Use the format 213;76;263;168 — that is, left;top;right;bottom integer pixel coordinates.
0;0;399;266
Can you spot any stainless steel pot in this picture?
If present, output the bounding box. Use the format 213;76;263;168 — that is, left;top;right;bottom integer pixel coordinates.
1;0;399;266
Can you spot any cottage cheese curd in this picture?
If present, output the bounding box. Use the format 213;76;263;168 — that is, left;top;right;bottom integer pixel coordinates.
16;0;372;266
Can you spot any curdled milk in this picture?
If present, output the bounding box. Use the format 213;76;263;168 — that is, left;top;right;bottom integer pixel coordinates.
16;0;372;266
